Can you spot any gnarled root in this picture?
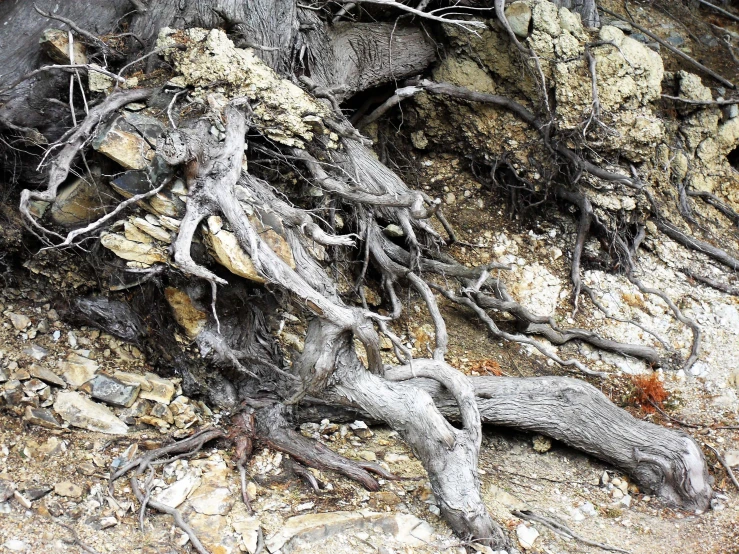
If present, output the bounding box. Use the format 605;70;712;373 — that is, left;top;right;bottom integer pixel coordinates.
395;373;713;513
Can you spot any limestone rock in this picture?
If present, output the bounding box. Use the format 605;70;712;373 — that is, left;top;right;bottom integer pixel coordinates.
81;374;140;407
23;406;62;429
186;512;237;554
157;27;329;147
132;217;172;243
50;176;115;227
7;313;31;330
60;353;98;387
153;471;200;509
53;391;129;435
516;523;539;550
532;434;552;453
54;481;83;498
100;233;169;265
165;287;208;339
505;2;532;38
88;64;115;92
29;364;65;388
92;115;160;170
40;29;87;64
139;373;176;404
189;484;235;516
204;216;295;284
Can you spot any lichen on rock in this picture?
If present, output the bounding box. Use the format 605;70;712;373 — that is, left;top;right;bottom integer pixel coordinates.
156;28;330;147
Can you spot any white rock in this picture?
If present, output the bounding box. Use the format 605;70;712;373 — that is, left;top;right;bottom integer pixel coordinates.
2;540;28;552
153;471;200;509
516;523;539;550
53;391;129;435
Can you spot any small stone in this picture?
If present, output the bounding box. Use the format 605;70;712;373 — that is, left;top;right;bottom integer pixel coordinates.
505;2;532;38
53;391;129;435
82;374;140;407
153;471;200;509
445;192;456;205
88;64;115;92
516;523;539;550
60;353;99;388
384;224;404;238
164;287;208;339
92;115;159;170
139;373;176;404
23;487;52;501
22;345;48;360
384;452;410;463
189;484;235;516
54;481;83;498
23;406;62;429
579;501;597;517
349;420;373;439
37;437;65;458
2;539;28;552
619;494;632;507
13;491;31;509
532;434;552;453
7;312;31;330
611;488;624;500
29;364;66;388
150;402;174;424
357;450;377;462
0;480;15;502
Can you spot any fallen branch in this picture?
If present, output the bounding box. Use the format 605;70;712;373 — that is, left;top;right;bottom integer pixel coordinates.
705;444;739;491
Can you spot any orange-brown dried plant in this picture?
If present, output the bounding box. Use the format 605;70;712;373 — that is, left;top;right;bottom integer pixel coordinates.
629;373;669;413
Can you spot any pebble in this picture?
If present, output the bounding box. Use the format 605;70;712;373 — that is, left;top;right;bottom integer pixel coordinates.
7;313;31;331
357;450;377;462
383;224;404;238
22;344;48;360
349;420;372;439
29;364;66;387
532;435;552;453
2;540;28;552
54;481;83;498
23;406;62;429
0;480;15;502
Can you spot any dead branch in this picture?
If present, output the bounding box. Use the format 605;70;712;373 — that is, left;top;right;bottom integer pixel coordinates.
705;444;739;491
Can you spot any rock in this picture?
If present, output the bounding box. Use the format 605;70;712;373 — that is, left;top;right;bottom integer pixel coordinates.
81;374;140;407
505;2;533;38
532;434;552;453
139;373;175;404
384;224;405;238
231;512;260;553
410;130;428;149
391;513;434;546
40;29;87;64
100;233;169;265
516;523;539;550
384;452;409;463
204;216;296;284
445;192;456;205
153;471;200;509
612;488;624;499
189;484;235;516
3;381;24;406
150;402;174;424
724;450;739;467
23;406;62;429
7;312;31;330
579;501;597;516
22;345;48;361
132;217;172;243
164;287;208;339
488;483;526;510
349;420;373;439
88;64;115;92
29;364;66;387
60;353;98;387
0;480;15;502
54;481;83;498
92;115;161;170
50;176;115;227
2;539;28;552
53;391;129;435
186;513;238;554
37;437;65;458
357;450;377;462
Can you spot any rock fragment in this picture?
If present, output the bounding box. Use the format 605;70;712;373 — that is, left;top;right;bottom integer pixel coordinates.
81;374;140;407
23;406;62;429
7;313;31;331
516;523;539;550
60;353;98;388
53;391;129;435
40;29;87;64
505;2;533;38
54;481;83;498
